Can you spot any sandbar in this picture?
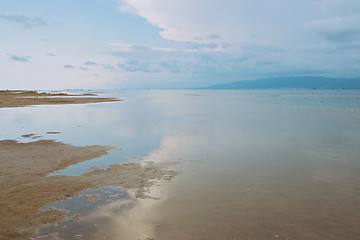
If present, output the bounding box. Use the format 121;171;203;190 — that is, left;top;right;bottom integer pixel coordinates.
0;90;120;108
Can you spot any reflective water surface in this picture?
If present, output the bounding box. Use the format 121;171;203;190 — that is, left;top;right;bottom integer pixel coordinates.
1;89;360;239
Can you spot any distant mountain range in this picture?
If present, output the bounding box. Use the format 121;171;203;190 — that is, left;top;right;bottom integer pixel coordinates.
202;76;360;89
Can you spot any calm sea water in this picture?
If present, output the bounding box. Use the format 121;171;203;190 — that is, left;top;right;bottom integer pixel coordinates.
2;89;360;239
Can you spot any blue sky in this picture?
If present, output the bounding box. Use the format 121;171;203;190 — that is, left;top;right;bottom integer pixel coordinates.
1;0;360;89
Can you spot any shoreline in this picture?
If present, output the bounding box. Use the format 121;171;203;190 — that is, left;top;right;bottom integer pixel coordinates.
0;92;177;239
0;139;177;239
0;90;121;108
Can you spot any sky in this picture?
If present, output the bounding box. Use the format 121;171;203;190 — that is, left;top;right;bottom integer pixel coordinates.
1;0;360;89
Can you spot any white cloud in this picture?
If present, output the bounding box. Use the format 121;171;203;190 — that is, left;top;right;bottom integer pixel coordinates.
108;42;139;52
111;0;360;86
116;0;321;45
117;0;360;47
306;14;360;42
117;0;244;43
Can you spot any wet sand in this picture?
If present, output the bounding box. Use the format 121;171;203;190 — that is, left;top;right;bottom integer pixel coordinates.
0;140;177;239
0;90;120;108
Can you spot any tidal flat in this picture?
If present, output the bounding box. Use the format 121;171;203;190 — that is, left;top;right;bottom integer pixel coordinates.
1;89;360;239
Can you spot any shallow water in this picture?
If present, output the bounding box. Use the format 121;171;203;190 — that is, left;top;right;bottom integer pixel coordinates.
2;89;360;239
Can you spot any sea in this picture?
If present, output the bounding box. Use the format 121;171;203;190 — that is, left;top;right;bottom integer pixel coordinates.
1;89;360;239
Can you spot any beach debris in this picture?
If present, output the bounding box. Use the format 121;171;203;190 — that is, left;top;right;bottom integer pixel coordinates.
21;133;42;139
46;131;61;134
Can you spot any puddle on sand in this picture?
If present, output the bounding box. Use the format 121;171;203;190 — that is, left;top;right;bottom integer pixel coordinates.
47;149;126;177
37;187;133;239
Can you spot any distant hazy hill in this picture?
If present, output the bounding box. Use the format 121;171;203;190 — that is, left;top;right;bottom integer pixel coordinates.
203;76;360;89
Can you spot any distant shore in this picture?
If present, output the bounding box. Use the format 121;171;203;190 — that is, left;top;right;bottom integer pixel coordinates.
0;90;121;108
